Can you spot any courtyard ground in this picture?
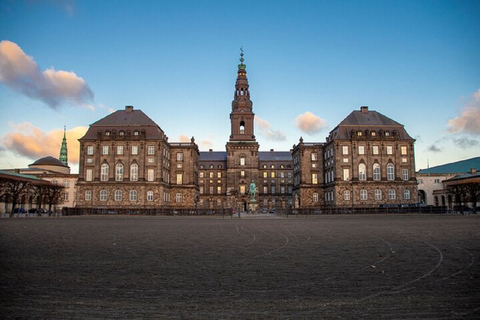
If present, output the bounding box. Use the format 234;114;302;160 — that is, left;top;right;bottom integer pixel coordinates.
0;214;479;319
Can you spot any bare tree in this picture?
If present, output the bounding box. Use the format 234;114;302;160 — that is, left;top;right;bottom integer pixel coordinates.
45;183;65;214
2;178;33;216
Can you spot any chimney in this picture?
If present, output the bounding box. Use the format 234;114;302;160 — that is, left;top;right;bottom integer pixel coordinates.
360;106;368;113
125;106;134;113
209;149;213;152
270;149;274;152
471;168;477;174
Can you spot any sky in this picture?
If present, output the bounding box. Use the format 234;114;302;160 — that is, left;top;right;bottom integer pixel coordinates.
1;0;479;174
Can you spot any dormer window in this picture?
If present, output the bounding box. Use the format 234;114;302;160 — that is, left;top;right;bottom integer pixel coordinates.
133;130;139;136
119;131;125;136
371;131;376;137
357;131;362;136
105;130;111;136
385;131;390;136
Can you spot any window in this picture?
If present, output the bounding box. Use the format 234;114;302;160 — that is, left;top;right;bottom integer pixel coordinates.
240;185;246;194
263;186;268;194
101;163;109;181
115;190;122;201
311;153;317;161
263;172;267;178
344;190;350;201
312;173;318;184
372;145;379;155
147;191;154;201
358;163;366;181
209;186;214;194
387;164;395;180
175;193;182;203
402;157;408;163
130;190;137;201
217;186;222;194
373;163;380;181
119;130;125;136
402;169;408;181
313;192;319;202
281;186;285;194
63;193;69;201
130;163;138;181
133;130;139;136
87;145;93;155
241;171;245;178
200;172;204;178
217;172;222;178
358;146;365;155
240;156;246;166
117;146;124;155
371;131;376;137
389;189;396;200
271;186;276;194
401;146;407;155
63;180;69;187
85;190;92;201
177;152;183;161
239;121;245;134
404;189;410;200
176;173;183;184
148;146;155;155
100;190;107;201
342;146;349;155
342;168;350;181
200;187;204;194
102;145;109;155
271;172;275;178
147;169;154;182
386;146;393;155
374;189;382;200
357;131;362;136
360;189;368;200
116;163;124;181
434;179;440;184
86;169;93;181
270;164;275;169
132;145;138;155
385;131;390;136
209;172;214;178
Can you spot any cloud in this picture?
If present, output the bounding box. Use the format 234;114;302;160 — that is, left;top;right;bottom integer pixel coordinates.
447;89;480;135
453;138;480;149
199;140;214;149
1;122;87;165
295;111;328;135
178;134;191;142
255;116;287;141
0;40;93;109
427;145;442;152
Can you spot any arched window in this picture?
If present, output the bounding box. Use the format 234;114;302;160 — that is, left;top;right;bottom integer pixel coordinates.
373;163;381;181
240;155;246;166
147;191;154;202
358;163;366;181
115;190;122;201
387;163;395;180
101;163;109;181
130;163;138;181
374;189;382;200
240;121;245;134
130;190;137;201
313;192;319;202
360;189;368;200
116;163;124;181
404;189;410;200
344;190;350;201
100;190;107;201
85;190;92;201
388;189;396;200
176;193;182;203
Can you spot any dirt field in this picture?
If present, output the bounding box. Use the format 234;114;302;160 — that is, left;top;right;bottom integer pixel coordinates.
1;214;479;319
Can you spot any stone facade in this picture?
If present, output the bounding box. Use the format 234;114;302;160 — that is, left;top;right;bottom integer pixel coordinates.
74;54;418;211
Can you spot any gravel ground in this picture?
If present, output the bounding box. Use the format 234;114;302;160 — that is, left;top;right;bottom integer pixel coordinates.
0;214;479;319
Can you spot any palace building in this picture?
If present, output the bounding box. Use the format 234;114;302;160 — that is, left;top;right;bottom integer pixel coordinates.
75;52;418;212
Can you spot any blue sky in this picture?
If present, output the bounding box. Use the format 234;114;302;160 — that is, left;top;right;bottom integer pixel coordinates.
1;0;479;173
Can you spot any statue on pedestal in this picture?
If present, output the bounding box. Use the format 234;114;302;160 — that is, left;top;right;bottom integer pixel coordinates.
249;181;257;202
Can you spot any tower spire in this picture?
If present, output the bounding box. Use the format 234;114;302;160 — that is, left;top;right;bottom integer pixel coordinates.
59;126;68;166
229;48;255;141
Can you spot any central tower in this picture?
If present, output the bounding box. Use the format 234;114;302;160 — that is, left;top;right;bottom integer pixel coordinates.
226;49;259;209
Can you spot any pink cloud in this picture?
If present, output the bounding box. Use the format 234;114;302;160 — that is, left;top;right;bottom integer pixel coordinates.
255;116;286;141
295;111;328;135
1;122;88;165
447;89;480;135
0;40;93;109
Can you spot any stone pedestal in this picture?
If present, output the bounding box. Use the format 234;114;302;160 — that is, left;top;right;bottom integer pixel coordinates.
248;202;258;213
